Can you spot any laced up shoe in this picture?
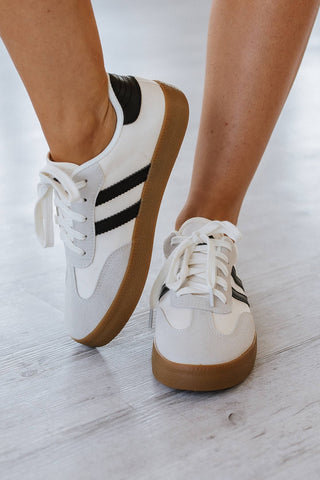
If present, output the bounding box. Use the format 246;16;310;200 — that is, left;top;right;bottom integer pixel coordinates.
150;217;257;391
34;74;189;347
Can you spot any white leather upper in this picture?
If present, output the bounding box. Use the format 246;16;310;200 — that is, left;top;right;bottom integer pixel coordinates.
75;77;165;299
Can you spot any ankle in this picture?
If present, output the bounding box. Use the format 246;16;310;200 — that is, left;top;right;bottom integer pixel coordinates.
175;204;240;230
47;83;117;165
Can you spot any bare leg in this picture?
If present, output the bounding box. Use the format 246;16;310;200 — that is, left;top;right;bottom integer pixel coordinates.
177;0;319;228
0;0;116;165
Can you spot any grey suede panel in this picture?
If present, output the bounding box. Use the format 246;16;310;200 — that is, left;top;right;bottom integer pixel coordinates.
155;309;255;365
65;243;131;340
170;291;231;314
163;232;176;258
64;162;104;268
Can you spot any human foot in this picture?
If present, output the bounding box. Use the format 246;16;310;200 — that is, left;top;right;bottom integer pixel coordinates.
150;218;256;391
35;74;189;347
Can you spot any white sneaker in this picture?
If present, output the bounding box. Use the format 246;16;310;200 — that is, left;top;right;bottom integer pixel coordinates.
34;74;189;347
150;217;257;391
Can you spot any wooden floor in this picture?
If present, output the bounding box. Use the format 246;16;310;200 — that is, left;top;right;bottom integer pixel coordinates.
0;1;319;479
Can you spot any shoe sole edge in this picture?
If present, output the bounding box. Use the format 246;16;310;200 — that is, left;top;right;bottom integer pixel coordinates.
152;334;257;391
75;82;189;347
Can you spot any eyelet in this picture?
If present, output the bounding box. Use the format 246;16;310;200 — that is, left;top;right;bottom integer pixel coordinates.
83;198;87;202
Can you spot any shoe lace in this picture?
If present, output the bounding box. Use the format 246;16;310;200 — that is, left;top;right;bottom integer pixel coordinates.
149;220;241;326
34;163;88;255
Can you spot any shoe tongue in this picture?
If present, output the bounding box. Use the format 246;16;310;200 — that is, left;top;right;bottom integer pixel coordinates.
179;217;210;236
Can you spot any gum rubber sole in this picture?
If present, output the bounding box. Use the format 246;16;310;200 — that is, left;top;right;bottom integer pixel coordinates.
152;334;257;391
76;82;189;347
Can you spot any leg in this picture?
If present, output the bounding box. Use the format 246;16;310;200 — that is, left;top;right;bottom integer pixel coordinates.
0;0;116;165
2;0;189;346
151;0;319;391
177;0;319;228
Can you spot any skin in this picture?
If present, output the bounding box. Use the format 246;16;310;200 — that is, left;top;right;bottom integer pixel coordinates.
0;0;116;165
176;0;319;228
0;0;319;219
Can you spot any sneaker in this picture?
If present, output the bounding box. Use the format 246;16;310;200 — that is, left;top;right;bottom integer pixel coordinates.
150;217;257;391
34;74;189;347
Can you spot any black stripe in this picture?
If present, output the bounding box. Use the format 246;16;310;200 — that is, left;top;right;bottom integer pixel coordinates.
231;266;244;290
95;201;141;235
159;284;250;306
96;164;150;207
109;74;141;124
232;287;250;307
159;284;169;300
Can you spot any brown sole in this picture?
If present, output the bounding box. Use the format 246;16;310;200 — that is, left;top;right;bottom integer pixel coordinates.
76;82;189;347
152;334;257;391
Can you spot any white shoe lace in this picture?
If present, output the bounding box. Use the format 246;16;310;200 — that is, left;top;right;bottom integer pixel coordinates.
34;163;88;255
149;220;241;326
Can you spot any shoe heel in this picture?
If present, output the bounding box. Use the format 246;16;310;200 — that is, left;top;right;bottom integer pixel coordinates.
79;83;189;347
